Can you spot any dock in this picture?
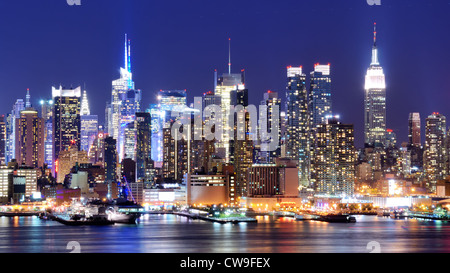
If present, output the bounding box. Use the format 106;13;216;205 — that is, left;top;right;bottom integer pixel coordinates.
145;211;257;224
0;211;42;217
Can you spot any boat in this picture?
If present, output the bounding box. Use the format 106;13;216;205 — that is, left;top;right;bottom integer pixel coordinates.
106;207;139;224
0;211;41;217
390;210;408;219
318;214;357;223
295;213;320;221
54;214;114;226
377;209;391;217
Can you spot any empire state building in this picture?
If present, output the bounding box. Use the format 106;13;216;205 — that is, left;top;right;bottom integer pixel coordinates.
364;23;387;148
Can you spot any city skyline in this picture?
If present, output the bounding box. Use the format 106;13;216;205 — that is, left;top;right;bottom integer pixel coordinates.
3;0;450;258
0;1;450;148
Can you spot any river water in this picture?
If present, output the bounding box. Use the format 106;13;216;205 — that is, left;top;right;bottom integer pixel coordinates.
1;214;449;253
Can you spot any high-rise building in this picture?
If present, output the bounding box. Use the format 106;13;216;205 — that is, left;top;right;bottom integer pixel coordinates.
385;129;397;148
247;162;299;197
0;167;13;204
80;90;98;154
56;149;89;184
408;113;421;147
89;129;106;165
52;85;81;176
109;35;141;162
259;90;281;164
233;88;253;198
424;112;447;192
40;99;54;169
313;116;355;197
104;136;118;198
309;64;332;127
149;104;163;164
119;89;141;159
135;112;151;183
202;91;221;110
153;90;188;165
286;66;310;188
15;167;40;199
214;47;245;163
0;115;6;165
123;122;136;160
6;98;25;163
15;108;45;168
364;23;387;148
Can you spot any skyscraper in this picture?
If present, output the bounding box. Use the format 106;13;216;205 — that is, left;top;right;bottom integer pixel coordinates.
40;99;54;169
80;90;98;153
286;66;310;188
0;116;6;165
15;108;45;168
408;113;421;147
109;34;141;161
153;90;188;165
104;136;117;198
6;97;25;163
123;122;136;160
214;40;245;163
259;90;281;164
424;112;447;192
309;64;332;127
149;104;163;164
135;112;151;183
364;23;387;148
52;86;81;176
313;116;355;196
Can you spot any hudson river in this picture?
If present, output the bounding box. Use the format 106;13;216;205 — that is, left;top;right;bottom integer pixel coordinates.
1;214;450;253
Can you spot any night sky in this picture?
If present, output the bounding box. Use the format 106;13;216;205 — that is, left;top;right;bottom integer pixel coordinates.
0;0;450;148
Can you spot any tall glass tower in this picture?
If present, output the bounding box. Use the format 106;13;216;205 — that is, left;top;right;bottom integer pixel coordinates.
80;90;98;153
52;85;81;176
286;66;310;188
424;113;447;192
364;23;387;148
309;64;332;127
109;34;141;162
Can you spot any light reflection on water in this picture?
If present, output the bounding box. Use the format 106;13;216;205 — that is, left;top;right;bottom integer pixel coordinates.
1;214;450;253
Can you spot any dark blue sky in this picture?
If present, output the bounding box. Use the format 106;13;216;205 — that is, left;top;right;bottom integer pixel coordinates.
0;0;450;148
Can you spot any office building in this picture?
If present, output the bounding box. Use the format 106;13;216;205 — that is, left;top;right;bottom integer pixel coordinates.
15;108;45;168
109;35;141;161
214;67;245;163
286;66;310;188
80;90;98;154
104;137;118;198
364;23;387;148
424;112;447;192
259;90;281;164
52;85;81;176
309;64;332;127
313;116;356;196
0;116;6;165
6;98;25;163
40;99;54;169
135;112;151;182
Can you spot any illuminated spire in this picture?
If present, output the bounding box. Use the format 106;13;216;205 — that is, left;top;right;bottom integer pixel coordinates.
25;88;31;108
124;34;128;72
371;22;379;66
127;37;131;73
228;38;231;75
373;22;377;47
81;90;90;116
124;34;131;73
